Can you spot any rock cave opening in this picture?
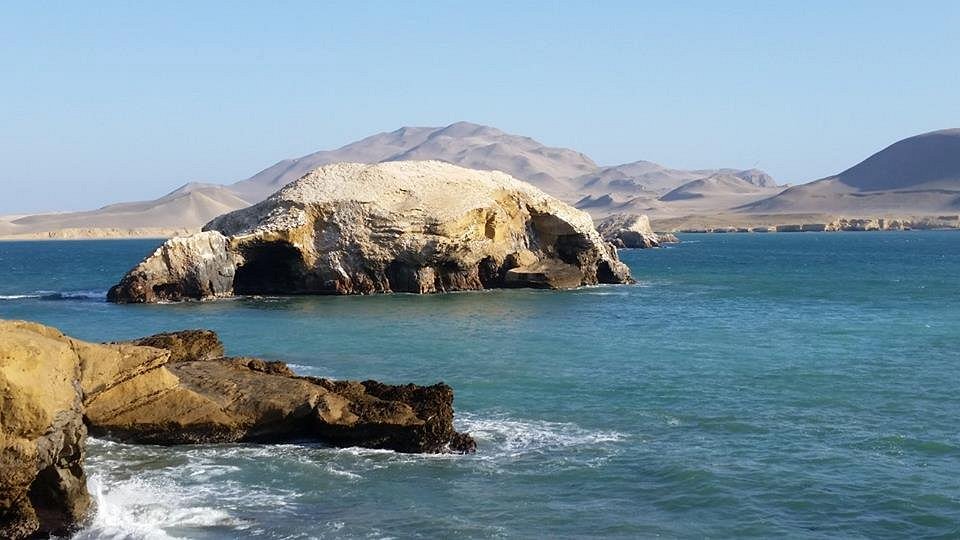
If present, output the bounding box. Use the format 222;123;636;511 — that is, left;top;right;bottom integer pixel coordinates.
233;241;308;295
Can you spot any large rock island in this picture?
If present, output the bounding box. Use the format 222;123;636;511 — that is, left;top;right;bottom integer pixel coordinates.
0;320;474;538
108;161;632;303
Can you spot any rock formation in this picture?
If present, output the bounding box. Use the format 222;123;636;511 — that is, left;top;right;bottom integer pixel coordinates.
596;213;677;248
0;320;474;538
108;161;632;303
0;321;91;539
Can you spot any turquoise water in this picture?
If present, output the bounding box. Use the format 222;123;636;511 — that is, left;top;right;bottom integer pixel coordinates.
1;233;959;538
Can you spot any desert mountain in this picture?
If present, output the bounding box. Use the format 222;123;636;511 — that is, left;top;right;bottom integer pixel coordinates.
579;161;775;198
230;122;772;215
742;129;960;214
660;173;774;201
230;121;598;202
2;121;778;236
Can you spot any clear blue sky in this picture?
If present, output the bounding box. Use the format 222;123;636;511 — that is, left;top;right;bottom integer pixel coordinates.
2;1;958;213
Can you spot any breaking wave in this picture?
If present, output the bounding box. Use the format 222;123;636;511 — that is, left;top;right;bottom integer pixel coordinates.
0;289;106;301
456;412;628;458
72;414;627;537
72;475;245;540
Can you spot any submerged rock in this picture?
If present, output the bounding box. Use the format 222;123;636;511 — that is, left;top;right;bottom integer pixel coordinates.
108;161;632;303
596;213;676;248
0;320;475;538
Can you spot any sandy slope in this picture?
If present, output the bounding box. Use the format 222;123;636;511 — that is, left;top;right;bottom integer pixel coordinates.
3;186;250;237
741;129;960;215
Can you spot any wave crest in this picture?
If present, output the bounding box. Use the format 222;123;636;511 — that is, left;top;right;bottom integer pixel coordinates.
0;289;106;301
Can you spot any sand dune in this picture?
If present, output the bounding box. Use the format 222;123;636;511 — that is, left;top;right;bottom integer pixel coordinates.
6;185;250;235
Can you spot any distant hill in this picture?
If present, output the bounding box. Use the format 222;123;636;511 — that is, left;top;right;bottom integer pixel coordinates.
5;185;251;234
4;121;777;234
742;129;960;214
230;121;598;202
579;161;775;197
15;123;959;236
660;173;772;202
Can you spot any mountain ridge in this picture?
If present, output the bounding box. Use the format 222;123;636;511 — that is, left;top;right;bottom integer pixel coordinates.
3;121;777;234
12;123;959;236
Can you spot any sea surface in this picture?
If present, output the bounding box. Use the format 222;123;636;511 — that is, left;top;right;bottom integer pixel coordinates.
1;232;959;539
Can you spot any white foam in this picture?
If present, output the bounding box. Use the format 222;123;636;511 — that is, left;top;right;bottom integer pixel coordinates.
457;412;627;458
286;363;327;376
74;472;244;539
0;289;106;301
324;464;363;479
74;415;626;536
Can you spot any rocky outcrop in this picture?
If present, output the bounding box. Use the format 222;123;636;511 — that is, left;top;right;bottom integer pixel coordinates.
108;231;238;302
596;213;677;248
658;232;680;243
123;329;224;363
0;322;91;539
86;328;476;451
0;320;475;538
108;161;632;303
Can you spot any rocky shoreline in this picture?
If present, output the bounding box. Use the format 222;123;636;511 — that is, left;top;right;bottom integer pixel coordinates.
0;321;474;538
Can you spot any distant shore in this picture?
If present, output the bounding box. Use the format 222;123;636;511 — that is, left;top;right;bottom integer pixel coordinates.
2;215;959;241
0;227;198;241
652;213;960;234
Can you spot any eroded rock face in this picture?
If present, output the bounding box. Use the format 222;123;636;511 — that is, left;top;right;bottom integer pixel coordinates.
0;321;475;538
0;322;91;539
596;213;676;248
108;161;632;303
108;231;238;302
84;329;476;452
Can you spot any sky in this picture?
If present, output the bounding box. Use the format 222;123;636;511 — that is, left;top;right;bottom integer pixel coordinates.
1;1;958;213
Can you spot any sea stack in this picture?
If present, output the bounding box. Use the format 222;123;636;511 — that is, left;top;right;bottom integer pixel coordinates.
596;213;676;248
108;161;632;302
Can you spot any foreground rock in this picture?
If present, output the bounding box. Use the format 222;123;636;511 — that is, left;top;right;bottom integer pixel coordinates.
108;161;632;303
596;213;678;248
0;321;474;538
0;322;90;539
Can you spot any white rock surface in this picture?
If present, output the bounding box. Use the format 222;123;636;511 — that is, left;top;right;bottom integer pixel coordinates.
110;161;632;302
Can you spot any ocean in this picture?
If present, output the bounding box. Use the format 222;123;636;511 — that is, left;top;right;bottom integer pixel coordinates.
1;232;959;539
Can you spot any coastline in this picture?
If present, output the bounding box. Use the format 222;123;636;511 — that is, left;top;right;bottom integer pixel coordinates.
2;234;958;538
652;213;960;234
0;227;197;241
3;214;959;241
